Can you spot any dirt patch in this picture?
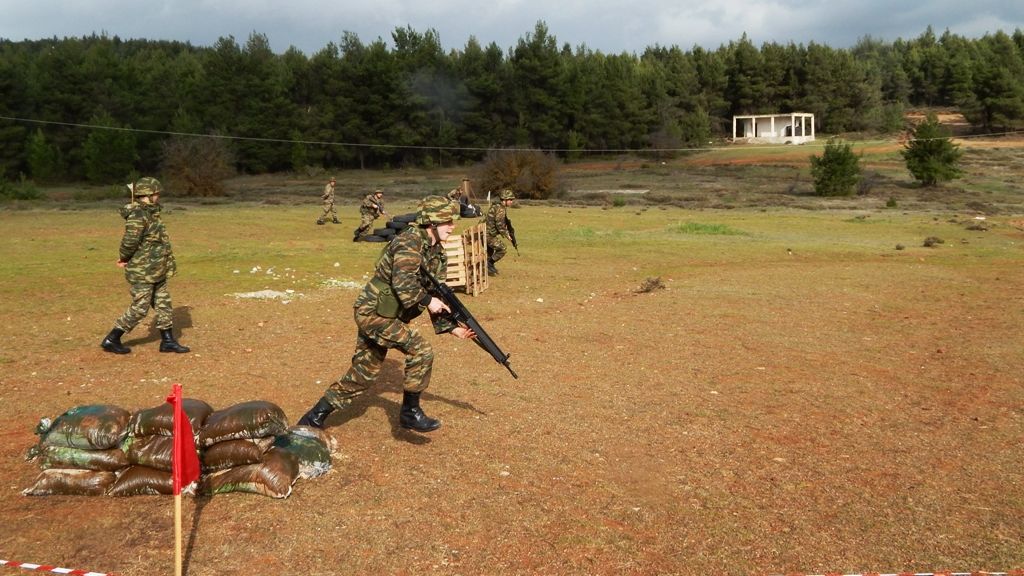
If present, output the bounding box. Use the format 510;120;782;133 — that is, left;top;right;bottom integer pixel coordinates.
1;203;1022;575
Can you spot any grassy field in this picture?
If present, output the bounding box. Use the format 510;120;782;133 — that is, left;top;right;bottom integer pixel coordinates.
1;145;1023;575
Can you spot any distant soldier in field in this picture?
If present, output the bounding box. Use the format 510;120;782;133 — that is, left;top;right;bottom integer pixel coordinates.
316;176;339;225
485;189;516;276
297;196;476;432
100;177;190;354
446;187;462;203
353;189;386;241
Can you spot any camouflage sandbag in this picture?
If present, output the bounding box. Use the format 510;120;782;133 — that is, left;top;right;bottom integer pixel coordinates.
201;437;273;472
271;425;335;479
35;445;129;472
106;465;174;497
200;447;299;499
122;435;176;471
128;398;214;437
35;404;130;450
198;401;288;447
22;468;116;496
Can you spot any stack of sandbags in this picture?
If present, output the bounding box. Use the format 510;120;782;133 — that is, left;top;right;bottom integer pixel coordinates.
108;398;214;496
23;399;336;499
23;404;131;496
198;401;298;499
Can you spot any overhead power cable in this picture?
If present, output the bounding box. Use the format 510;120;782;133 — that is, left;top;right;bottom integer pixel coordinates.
2;114;1021;154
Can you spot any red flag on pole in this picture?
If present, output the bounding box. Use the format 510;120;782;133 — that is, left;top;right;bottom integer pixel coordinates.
165;383;200;495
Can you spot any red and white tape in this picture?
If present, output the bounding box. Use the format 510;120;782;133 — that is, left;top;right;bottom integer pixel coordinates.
0;559;116;576
777;572;1023;576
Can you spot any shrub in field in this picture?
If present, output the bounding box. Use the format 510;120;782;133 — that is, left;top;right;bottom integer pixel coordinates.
923;236;944;247
809;138;861;197
901;113;963;187
636;277;666;293
161;135;236;197
668;221;745;235
472;149;562;199
0;175;42;201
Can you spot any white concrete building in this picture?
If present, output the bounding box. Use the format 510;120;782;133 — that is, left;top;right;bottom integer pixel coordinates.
732;113;815;144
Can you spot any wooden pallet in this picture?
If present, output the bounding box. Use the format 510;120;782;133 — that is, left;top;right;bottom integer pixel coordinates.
443;222;488;296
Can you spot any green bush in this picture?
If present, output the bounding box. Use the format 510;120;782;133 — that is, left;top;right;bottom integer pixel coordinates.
901;113;964;187
0;176;43;201
809;139;861;197
669;221;746;235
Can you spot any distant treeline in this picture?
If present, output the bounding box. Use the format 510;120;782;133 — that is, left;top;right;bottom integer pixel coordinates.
1;22;1023;182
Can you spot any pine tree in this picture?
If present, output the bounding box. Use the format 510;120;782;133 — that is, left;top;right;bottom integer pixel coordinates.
810;139;860;196
900;113;963;186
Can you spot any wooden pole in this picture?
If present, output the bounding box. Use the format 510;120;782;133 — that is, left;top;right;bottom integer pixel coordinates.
175;493;183;576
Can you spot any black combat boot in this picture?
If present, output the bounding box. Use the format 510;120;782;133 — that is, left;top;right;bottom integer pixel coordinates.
316;219;325;225
487;259;498;276
159;329;191;353
399;391;441;432
332;218;341;224
101;328;131;354
297;397;336;428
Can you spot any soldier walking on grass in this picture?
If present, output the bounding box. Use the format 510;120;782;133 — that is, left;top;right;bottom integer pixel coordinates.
353;189;386;241
316;176;340;225
100;177;190;354
485;189;516;276
297;196;476;432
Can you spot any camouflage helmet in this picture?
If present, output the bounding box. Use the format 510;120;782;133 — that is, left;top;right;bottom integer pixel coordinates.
499;189;515;201
416;195;460;226
134;177;163;196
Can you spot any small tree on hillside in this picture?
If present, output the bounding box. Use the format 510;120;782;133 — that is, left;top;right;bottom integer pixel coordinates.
809;139;861;196
901;113;963;186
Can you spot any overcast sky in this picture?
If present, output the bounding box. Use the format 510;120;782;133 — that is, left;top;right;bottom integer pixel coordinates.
2;1;1023;55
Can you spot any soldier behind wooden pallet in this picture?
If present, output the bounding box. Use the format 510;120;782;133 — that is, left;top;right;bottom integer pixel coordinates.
485;189;516;276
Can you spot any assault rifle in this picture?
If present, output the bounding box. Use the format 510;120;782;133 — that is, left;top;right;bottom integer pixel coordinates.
426;272;518;379
505;217;519;255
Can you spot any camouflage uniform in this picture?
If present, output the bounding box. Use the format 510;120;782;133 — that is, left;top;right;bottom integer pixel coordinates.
299;196;463;432
353;190;385;240
485;189;515;273
317;178;339;224
324;224;456;409
101;177;189;354
114;201;177;332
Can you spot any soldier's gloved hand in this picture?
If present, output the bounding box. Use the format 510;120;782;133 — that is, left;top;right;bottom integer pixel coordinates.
427;297;450;315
